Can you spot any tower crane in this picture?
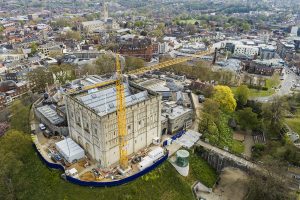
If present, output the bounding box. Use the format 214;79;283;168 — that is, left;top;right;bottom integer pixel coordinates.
68;47;214;170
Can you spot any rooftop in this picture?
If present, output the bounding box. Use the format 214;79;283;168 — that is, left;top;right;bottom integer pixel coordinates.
36;105;64;125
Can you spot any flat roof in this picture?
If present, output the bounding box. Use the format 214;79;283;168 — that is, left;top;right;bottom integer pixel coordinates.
71;82;156;117
37;105;64;125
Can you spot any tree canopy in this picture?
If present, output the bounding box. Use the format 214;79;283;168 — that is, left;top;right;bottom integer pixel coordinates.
236;108;260;131
235;85;250;106
27;67;54;93
213;85;237;113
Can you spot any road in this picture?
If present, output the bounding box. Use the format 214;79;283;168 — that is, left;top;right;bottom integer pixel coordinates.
255;67;300;102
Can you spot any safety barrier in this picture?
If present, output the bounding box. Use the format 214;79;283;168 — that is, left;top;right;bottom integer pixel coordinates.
32;143;169;187
66;152;169;187
162;130;186;147
171;129;186;140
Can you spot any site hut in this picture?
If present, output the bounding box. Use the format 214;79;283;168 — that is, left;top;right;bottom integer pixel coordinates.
64;81;162;168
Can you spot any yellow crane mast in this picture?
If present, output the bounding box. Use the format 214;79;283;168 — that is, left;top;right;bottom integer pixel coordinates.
115;54;128;169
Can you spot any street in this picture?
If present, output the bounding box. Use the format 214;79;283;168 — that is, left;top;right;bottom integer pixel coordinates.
255;67;300;102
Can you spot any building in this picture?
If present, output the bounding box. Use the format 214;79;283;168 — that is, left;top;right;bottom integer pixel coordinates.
161;102;193;134
277;40;295;61
64;81;162;167
37;42;65;56
260;46;277;60
233;45;259;58
242;59;284;76
35;105;68;136
119;37;154;61
80;19;119;33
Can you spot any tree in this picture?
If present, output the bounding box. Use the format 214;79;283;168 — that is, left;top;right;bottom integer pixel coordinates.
0;130;32;200
95;54;116;74
65;31;81;41
241;22;250;32
235;85;250;106
262;96;287;136
236;108;260;131
29;42;38;57
267;73;280;88
213;85;237;113
125;56;145;72
199;99;221;139
27;67;54;93
0;25;4;33
49;64;76;84
246;159;295;200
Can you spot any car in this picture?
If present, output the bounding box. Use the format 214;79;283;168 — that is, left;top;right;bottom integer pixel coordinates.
43;129;53;138
52;153;62;162
92;168;100;177
39;123;46;131
198;95;205;103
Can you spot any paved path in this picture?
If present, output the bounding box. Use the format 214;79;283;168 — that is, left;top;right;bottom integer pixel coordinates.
191;93;202;131
196;140;257;169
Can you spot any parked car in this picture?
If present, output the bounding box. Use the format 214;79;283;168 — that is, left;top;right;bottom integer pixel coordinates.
43;129;53;138
198;95;205;103
39;123;46;131
92;168;100;177
52;153;63;162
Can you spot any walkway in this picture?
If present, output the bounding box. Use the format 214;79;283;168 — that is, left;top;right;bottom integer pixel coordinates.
196;140;257;169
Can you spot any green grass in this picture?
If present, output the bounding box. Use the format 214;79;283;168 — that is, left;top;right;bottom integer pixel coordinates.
231;87;275;98
285;108;300;134
231;140;245;154
188;151;218;188
3;142;217;200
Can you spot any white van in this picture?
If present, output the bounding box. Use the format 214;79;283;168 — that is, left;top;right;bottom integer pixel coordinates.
39;123;46;130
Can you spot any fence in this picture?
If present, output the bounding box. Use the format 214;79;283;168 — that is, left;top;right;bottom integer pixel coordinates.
32;143;169;187
163;130;187;147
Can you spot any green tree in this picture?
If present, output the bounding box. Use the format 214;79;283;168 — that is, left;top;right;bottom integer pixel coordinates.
235;85;250;106
262;96;287;136
213;85;237;113
49;64;76;84
236;108;260;130
125;56;145;72
246;159;295;200
267;73;280;88
65;31;81;41
0;25;4;33
29;42;38;57
241;22;250;32
0;130;32;200
27;67;54;93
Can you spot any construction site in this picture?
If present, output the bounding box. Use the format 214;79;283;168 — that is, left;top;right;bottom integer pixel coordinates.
31;49;213;185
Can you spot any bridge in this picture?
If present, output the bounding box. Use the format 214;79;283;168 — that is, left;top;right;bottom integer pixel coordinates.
196;140;258;171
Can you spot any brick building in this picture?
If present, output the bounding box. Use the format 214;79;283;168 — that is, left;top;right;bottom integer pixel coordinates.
119;37;154;61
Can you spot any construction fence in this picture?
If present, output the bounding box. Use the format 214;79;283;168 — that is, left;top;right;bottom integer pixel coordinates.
32;143;169;187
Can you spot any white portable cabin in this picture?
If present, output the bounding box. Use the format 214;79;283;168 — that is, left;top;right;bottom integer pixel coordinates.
137;156;153;171
148;147;164;161
55;138;85;163
138;147;165;171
